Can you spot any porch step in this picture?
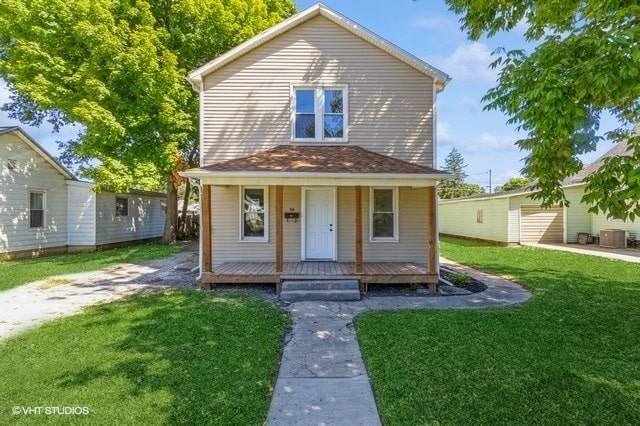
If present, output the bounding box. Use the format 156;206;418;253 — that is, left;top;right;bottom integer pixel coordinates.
279;279;361;301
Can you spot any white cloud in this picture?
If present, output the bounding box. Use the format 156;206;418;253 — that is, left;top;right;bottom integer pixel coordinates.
433;42;498;83
412;15;460;35
478;132;518;151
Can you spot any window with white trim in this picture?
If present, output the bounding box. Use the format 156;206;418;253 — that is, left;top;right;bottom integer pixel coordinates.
292;86;347;141
370;187;398;241
241;187;268;241
29;191;45;228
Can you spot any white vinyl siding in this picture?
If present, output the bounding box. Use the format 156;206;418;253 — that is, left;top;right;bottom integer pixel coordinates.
201;15;435;167
66;182;97;247
0;132;68;254
95;192;165;246
439;197;511;243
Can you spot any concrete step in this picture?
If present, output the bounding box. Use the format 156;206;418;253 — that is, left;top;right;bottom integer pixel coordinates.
280;279;361;301
282;279;359;291
279;289;361;302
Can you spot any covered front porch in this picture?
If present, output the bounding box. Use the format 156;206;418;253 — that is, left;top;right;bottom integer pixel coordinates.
182;145;450;294
205;261;436;293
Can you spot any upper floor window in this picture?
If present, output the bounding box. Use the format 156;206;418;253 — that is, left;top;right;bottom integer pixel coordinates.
29;191;45;228
116;197;129;217
292;86;347;142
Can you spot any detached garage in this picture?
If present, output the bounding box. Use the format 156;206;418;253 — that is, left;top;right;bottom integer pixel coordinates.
438;188;578;245
439;140;640;245
519;205;564;243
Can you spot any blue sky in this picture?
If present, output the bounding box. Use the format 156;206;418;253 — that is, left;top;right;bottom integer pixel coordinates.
0;0;617;189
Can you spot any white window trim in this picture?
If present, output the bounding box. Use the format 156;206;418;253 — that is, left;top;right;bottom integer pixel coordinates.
370;187;399;242
28;189;46;229
239;186;269;242
290;84;348;143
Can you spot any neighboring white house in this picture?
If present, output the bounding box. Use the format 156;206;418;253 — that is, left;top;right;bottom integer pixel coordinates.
439;140;640;245
0;126;166;259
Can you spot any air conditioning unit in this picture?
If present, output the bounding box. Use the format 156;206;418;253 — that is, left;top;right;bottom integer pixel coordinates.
599;229;627;248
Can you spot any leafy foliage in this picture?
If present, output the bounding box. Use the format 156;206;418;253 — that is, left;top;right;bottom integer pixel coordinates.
495;176;531;192
0;0;297;241
439;148;486;198
445;0;640;220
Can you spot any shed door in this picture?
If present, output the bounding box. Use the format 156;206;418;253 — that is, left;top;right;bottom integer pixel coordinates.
520;205;564;243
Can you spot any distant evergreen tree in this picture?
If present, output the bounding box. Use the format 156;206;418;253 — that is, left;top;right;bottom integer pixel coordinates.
438;148;485;199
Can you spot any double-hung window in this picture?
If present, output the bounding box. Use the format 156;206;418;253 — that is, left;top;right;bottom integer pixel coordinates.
293;86;347;141
29;191;45;228
241;187;268;241
370;187;398;241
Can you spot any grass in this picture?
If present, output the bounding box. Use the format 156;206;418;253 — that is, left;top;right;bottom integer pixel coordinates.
0;290;289;425
356;237;640;425
0;243;182;292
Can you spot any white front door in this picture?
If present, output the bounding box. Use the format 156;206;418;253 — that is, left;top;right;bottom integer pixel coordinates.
304;188;336;260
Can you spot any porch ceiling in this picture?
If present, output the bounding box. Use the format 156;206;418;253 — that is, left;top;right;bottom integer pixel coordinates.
181;145;451;186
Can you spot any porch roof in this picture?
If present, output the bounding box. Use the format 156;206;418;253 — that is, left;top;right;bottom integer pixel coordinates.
182;145;450;186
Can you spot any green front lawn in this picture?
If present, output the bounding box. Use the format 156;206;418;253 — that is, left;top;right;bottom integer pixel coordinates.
0;290;289;425
356;237;640;424
0;243;182;292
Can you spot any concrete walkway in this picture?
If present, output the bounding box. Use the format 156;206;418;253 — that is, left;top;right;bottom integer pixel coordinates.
523;242;640;263
266;258;531;425
1;250;531;425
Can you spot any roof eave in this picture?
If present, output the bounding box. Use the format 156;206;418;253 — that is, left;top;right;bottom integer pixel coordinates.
181;169;451;181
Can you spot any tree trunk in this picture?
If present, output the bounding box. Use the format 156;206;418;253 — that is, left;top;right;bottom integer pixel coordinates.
177;177;191;238
162;172;178;244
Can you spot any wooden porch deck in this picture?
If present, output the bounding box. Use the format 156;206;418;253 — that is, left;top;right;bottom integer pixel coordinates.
202;261;439;292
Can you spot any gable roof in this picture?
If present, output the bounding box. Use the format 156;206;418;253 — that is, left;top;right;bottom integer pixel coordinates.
562;138;632;185
187;3;450;92
184;145;449;179
0;126;76;180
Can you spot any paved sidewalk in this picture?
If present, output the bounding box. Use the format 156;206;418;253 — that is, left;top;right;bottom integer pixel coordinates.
267;258;531;425
523;242;640;263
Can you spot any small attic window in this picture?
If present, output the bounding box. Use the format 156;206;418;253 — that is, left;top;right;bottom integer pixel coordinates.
7;159;17;171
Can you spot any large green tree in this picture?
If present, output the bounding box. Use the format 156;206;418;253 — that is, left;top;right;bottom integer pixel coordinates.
446;0;640;220
439;148;486;199
0;0;297;242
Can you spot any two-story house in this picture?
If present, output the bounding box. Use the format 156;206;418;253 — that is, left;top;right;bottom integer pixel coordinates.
183;3;450;294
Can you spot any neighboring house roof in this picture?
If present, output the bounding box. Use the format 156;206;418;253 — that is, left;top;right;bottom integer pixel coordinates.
184;145;449;179
187;2;450;92
562;138;631;185
440;138;633;204
0;126;76;180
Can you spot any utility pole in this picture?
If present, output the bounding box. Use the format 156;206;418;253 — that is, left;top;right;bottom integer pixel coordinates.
488;169;492;194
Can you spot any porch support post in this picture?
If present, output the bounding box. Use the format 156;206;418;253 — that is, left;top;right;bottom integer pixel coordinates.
201;184;213;289
426;185;438;292
355;185;363;275
275;185;283;274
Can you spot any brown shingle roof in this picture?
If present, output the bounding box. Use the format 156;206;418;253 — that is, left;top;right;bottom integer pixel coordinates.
194;145;447;175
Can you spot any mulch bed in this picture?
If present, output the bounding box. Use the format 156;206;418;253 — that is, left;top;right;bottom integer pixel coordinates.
439;267;488;294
